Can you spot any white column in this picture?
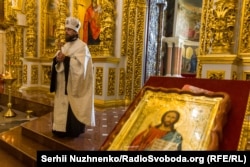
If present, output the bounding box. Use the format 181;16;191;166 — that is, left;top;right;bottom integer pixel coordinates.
165;41;173;76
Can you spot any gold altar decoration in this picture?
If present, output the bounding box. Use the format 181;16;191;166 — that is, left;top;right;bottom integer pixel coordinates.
121;0;147;102
199;0;236;55
207;70;225;80
238;93;250;150
101;86;231;151
239;0;250;55
40;0;68;58
196;0;238;78
25;0;37;58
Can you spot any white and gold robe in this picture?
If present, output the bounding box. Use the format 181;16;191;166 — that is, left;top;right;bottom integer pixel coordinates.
51;38;95;132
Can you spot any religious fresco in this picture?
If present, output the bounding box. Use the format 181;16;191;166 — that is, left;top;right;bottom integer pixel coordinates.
182;46;199;74
175;2;201;41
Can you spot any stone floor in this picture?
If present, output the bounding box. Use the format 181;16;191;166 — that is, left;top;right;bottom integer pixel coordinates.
0;89;128;166
0;105;36;133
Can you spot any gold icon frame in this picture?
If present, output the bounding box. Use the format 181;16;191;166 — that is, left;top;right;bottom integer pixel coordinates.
101;86;231;151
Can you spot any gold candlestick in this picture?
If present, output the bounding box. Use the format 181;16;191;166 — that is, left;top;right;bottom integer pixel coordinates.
3;78;17;117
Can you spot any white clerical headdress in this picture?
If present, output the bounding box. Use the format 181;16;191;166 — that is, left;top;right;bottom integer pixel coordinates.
65;17;81;33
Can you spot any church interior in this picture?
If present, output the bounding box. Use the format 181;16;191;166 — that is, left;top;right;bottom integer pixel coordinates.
0;0;250;166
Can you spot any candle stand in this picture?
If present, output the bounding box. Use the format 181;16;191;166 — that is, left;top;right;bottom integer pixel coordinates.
3;78;17;118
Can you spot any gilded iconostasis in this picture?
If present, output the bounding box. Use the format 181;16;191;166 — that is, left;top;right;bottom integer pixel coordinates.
0;0;249;151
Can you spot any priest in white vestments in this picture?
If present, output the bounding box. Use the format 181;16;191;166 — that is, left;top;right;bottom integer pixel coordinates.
50;16;95;137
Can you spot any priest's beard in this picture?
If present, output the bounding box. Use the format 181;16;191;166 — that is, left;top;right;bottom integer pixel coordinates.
65;33;78;42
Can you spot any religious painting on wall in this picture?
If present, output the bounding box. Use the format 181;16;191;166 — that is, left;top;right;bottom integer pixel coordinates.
83;0;102;45
46;0;58;49
100;86;231;151
175;1;201;41
181;46;198;75
78;0;115;57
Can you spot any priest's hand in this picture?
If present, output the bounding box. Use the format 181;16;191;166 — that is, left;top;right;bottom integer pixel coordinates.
57;51;65;62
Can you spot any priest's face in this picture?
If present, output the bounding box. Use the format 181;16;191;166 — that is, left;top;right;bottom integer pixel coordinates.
65;28;78;42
